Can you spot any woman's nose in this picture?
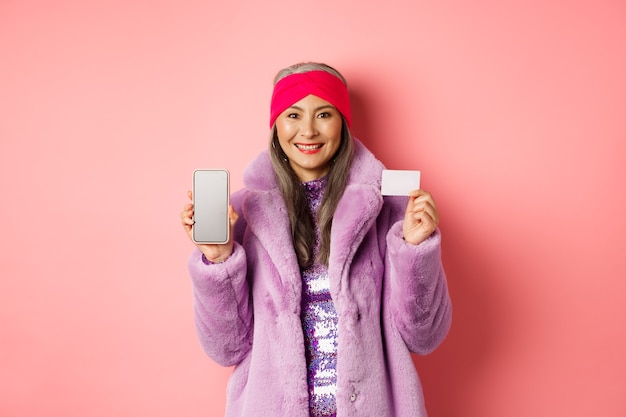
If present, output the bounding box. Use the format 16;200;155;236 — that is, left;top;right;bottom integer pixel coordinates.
299;117;318;138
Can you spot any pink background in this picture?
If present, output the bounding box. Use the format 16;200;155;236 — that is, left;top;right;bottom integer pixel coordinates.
1;1;625;416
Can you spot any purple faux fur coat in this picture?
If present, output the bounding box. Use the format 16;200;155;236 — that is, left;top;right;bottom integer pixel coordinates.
188;139;452;417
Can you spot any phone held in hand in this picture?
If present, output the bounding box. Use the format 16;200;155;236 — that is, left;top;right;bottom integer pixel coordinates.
192;169;230;244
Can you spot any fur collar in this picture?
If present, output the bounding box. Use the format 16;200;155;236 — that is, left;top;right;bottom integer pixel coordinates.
240;139;386;298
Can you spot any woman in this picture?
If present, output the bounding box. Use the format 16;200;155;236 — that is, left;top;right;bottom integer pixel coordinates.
180;62;452;417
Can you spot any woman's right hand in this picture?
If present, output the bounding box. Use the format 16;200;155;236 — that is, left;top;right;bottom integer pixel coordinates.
180;190;239;263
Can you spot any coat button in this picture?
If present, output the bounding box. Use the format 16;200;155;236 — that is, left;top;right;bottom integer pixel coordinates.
350;393;357;402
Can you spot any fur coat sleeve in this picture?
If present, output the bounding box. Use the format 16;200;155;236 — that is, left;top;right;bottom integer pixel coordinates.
187;190;253;367
374;192;451;354
386;221;451;354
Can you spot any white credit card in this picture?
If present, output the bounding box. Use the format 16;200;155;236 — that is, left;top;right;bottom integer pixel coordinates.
381;170;421;196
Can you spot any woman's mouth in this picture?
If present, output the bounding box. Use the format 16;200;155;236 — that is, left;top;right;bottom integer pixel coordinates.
295;143;323;151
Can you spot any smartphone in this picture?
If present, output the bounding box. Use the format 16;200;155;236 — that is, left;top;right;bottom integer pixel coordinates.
192;169;230;244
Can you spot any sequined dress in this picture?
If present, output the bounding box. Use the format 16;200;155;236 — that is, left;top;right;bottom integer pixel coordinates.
301;176;338;417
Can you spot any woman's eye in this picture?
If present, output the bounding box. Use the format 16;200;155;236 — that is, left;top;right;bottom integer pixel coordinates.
318;112;331;118
287;113;299;119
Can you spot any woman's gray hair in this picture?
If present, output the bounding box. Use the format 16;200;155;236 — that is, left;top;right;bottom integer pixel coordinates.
273;62;348;85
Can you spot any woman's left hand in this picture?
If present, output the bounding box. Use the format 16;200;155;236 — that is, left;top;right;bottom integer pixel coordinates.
402;189;440;245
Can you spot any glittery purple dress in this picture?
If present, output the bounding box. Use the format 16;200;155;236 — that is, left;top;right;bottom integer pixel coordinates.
301;176;338;417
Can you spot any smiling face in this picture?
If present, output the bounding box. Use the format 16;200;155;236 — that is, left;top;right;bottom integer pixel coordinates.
274;94;344;182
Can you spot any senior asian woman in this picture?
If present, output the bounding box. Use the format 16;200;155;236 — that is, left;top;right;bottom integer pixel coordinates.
180;62;452;417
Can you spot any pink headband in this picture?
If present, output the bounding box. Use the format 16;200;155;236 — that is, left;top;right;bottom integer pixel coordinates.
269;70;352;128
